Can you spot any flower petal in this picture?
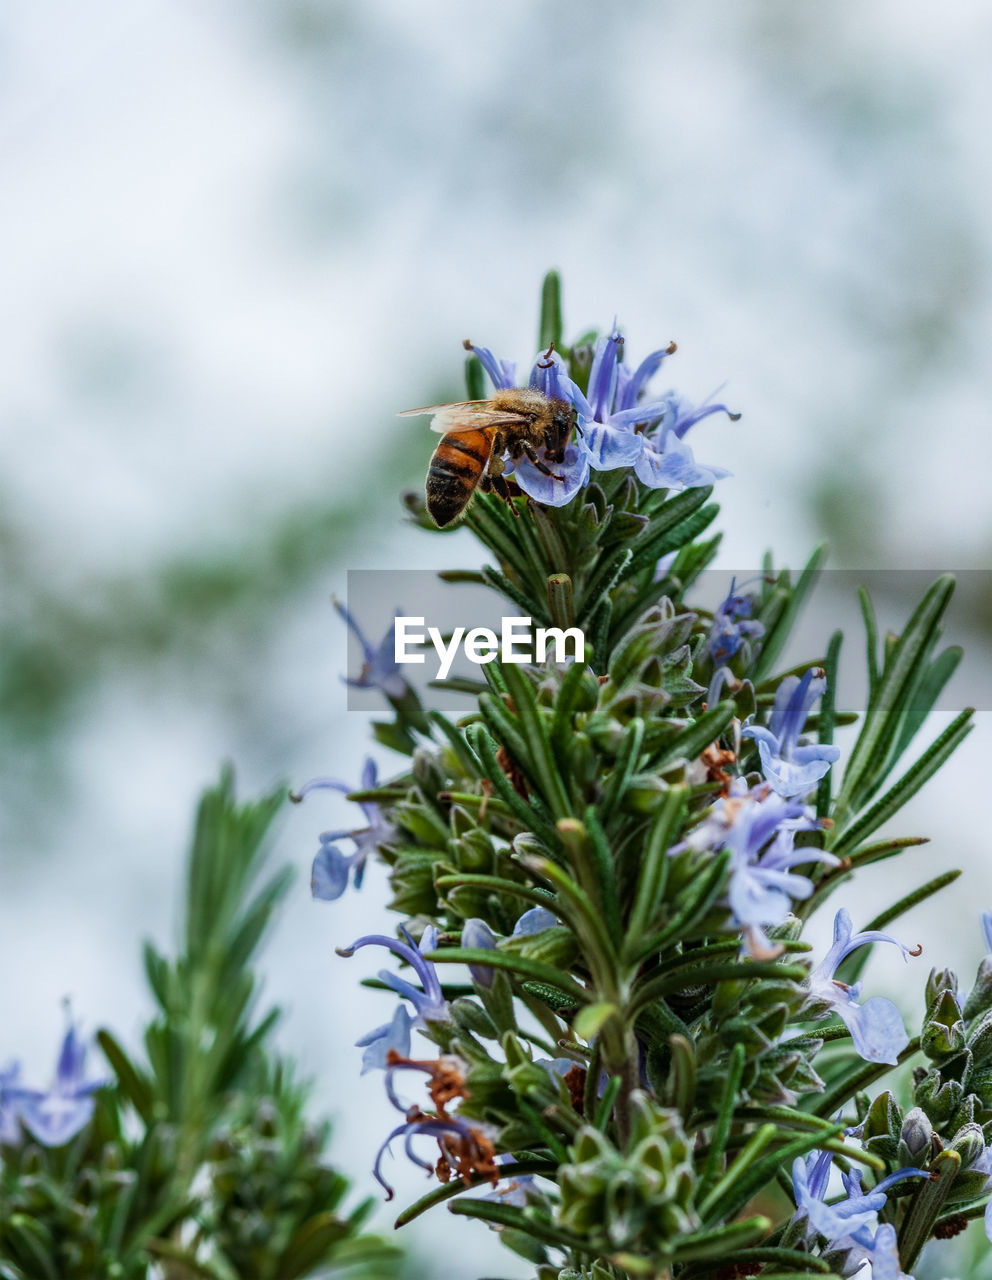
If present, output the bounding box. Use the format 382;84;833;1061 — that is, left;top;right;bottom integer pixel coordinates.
634;435;730;490
834;994;909;1066
18;1092;95;1148
467;342;515;390
513;907;558;935
311;844;351;901
357;1005;413;1074
513;443;589;505
584;422;644;470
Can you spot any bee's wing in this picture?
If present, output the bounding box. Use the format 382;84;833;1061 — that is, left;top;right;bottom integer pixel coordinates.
398;401;530;435
397;400;490;417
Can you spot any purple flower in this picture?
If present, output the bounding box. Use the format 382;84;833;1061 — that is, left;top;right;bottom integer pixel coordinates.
293;757;396;901
469;340;594;504
706;578;765;665
686;782;836;958
372;1109;499;1201
461;918;497;989
465;327;736;502
742;668;841;799
804;909;918;1064
482;1154;547;1218
338;926;451;1072
512;906;558;935
792;1149;886;1246
508;437;594;507
12;1017;106;1147
860;1222;912;1280
563;330;654;474
566;333;736;491
334;600;408;700
627;393;735;491
793;1149;927;1271
461;909;558;988
982;910;992;954
370;1051;499;1201
0;1062;23;1144
828;1170;923;1278
464;340;517;392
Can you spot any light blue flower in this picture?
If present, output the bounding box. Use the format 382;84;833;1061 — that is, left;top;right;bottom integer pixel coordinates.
0;1062;23;1144
338;926;451;1072
508;436;593;507
334;600;408;700
463;339;517;391
12;1016;106;1148
629;393;735;491
356;1005;413;1074
466;328;735;501
686;782;836;957
294;757;396;901
512;906;558;935
482;1154;547;1219
563;330;656;474
566;334;736;491
804;909;918;1064
370;1047;498;1201
792;1149;885;1245
982;910;992;954
706;578;765;665
372;1109;498;1201
742;667;841;798
861;1222;913;1280
954;1138;992;1242
461;908;558;988
793;1150;927;1269
461;918;497;989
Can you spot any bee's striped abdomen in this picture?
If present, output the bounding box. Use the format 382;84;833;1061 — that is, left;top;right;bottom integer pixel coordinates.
426;428;494;527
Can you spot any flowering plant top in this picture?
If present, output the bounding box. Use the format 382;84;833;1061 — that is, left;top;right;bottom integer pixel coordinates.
298;273;980;1279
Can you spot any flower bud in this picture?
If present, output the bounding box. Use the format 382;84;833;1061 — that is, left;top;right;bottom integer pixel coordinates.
863;1090;903;1162
925;966;959;1008
451;996;497;1037
412;745;446;794
921;988;966;1061
915;1068;963;1126
567;731;599;788
948;1121;986;1169
967;1008;992;1067
455;828;495;873
899;1106;933;1161
963;956;992;1020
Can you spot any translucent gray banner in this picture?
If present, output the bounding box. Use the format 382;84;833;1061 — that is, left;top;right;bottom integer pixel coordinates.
341;568;990;714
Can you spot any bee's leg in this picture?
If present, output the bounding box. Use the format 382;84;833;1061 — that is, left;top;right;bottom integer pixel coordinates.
519;439;566;481
486;451;520;516
489;471;519;515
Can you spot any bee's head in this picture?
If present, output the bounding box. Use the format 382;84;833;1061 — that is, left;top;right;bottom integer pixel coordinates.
549;399;576;456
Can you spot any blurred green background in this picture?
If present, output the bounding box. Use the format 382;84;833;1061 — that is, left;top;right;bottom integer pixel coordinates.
2;2;990;1275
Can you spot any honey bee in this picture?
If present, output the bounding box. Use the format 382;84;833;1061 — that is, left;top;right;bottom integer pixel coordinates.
400;384;577;528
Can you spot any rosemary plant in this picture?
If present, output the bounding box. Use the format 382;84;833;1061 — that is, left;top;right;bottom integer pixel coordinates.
298;273;986;1280
0;771;399;1280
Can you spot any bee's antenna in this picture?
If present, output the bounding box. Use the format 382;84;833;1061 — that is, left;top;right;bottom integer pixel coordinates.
537;341;555;369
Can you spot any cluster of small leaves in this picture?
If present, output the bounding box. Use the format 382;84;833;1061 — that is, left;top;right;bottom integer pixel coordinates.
854;956;992;1265
329;275;979;1279
0;772;398;1280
